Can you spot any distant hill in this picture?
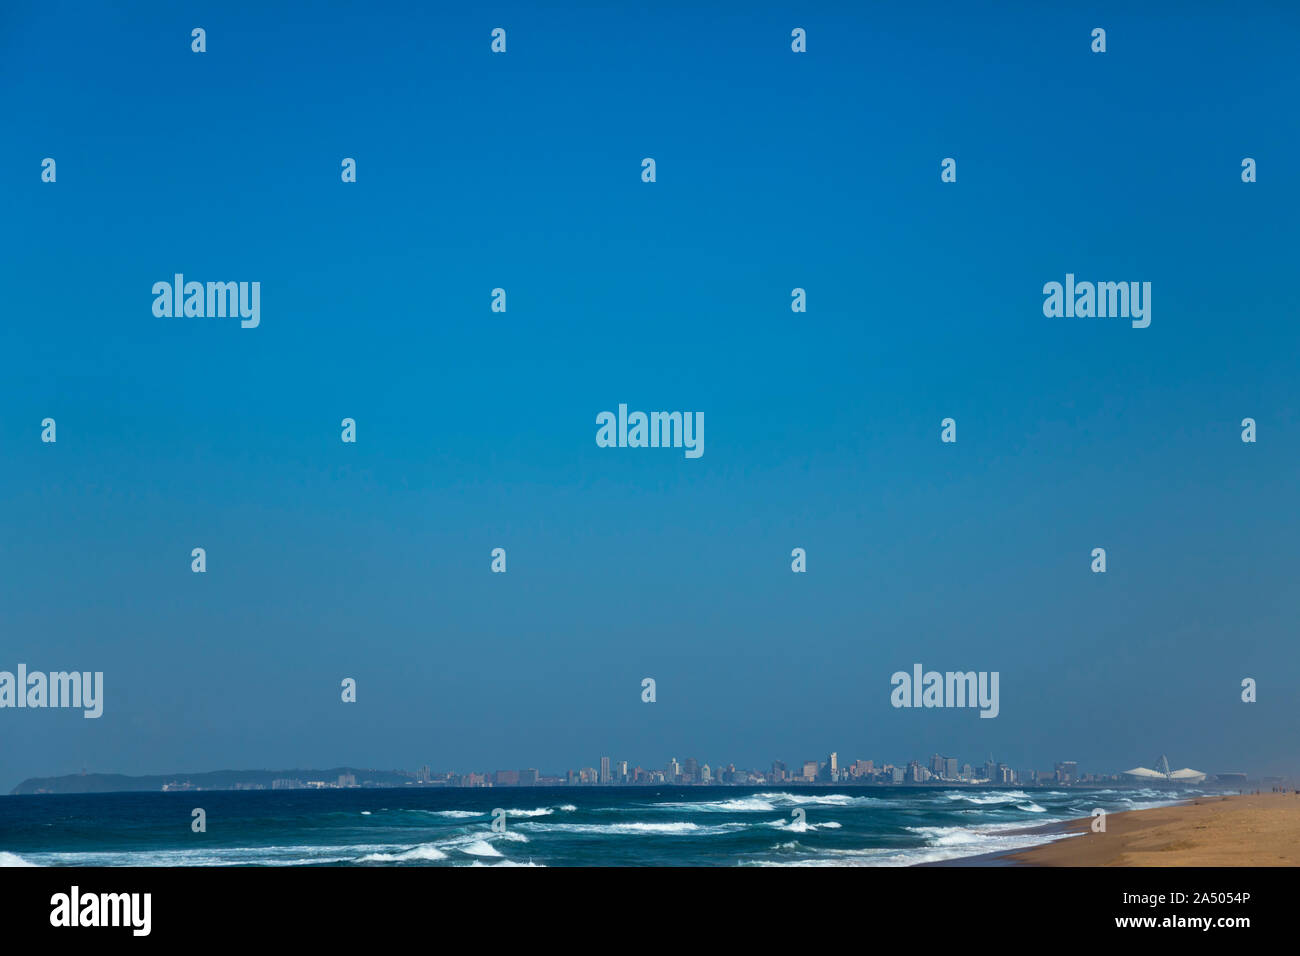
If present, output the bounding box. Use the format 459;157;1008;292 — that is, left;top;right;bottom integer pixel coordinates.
9;768;415;795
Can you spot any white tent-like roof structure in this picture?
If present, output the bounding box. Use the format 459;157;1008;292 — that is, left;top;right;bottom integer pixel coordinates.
1122;757;1206;785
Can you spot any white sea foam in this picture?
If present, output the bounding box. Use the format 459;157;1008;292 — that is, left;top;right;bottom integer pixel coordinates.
458;840;503;857
909;819;1063;837
645;793;889;815
755;792;886;808
24;843;398;867
906;823;1076;854
743;824;1077;867
405;805;572;820
354;826;527;863
518;821;711;836
767;818;842;833
654;797;777;812
357;844;449;863
1119;798;1184;811
468;859;544;867
741;848;929;867
0;851;38;867
943;789;1032;805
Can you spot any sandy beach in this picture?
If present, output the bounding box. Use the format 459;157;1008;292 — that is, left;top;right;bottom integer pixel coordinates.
1009;792;1300;866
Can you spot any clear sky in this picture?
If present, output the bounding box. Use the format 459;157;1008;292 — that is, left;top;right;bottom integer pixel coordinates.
1;0;1298;793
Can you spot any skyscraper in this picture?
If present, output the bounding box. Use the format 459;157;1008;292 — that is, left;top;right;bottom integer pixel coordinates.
599;756;611;784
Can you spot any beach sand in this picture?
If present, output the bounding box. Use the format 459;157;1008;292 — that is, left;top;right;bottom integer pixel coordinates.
1009;792;1300;866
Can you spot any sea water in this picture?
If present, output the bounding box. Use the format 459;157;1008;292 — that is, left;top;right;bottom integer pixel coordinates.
0;785;1197;867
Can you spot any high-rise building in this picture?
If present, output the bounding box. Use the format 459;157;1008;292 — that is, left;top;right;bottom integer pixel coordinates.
618;760;628;783
825;752;839;781
519;768;539;786
1055;761;1078;785
599;756;611;784
771;760;787;782
801;760;819;781
683;757;699;784
930;753;945;776
944;757;959;780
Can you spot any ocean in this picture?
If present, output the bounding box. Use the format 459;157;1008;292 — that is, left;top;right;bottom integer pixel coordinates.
0;785;1199;867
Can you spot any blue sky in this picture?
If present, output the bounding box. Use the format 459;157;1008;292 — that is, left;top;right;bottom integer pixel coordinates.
1;1;1298;792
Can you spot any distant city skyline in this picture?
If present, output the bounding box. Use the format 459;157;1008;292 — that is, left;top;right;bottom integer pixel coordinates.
12;748;1270;796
